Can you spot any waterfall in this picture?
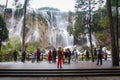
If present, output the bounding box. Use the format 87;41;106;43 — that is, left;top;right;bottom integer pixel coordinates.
48;11;74;48
15;16;24;41
9;8;16;38
39;11;74;48
8;7;24;42
32;14;40;41
86;33;96;47
91;34;97;47
7;9;74;48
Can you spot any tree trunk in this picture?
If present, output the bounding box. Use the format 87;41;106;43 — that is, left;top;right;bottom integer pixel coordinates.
106;0;119;66
4;0;8;19
89;0;94;62
0;40;1;62
0;40;1;52
116;0;119;62
22;0;28;52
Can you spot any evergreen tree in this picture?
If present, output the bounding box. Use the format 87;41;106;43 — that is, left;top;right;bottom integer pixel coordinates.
0;15;8;50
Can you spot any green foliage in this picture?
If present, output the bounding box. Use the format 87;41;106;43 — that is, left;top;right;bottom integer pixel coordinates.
75;0;86;9
0;14;9;41
26;45;36;54
111;0;120;6
1;35;22;57
74;20;81;37
6;41;13;49
73;12;86;38
118;38;120;48
74;0;111;48
26;42;39;54
67;11;74;35
9;35;22;51
96;33;106;42
98;16;108;29
15;3;22;9
67;26;73;35
1;41;14;56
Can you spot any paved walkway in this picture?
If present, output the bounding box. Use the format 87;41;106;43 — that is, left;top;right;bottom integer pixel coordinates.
0;77;120;80
0;60;120;69
0;61;120;80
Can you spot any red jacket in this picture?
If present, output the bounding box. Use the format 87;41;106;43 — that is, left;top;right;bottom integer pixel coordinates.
48;50;52;61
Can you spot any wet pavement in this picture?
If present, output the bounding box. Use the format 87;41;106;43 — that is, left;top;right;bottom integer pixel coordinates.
0;60;119;69
0;60;120;80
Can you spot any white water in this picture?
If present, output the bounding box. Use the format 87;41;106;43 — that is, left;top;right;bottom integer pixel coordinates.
32;15;40;41
8;9;74;48
8;7;24;42
15;16;24;41
48;11;74;48
9;8;16;38
86;33;96;47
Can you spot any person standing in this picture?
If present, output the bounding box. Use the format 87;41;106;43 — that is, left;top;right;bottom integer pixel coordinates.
52;48;57;63
13;50;17;62
37;48;41;62
96;45;103;65
21;50;26;63
57;47;63;68
104;49;108;61
31;52;34;63
73;49;78;62
86;50;90;61
67;48;71;64
33;50;37;60
63;49;68;63
94;48;97;60
48;50;52;63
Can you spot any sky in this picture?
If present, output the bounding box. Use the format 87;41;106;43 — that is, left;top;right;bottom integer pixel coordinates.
0;0;76;12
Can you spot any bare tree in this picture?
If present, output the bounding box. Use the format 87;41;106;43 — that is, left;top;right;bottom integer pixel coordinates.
22;0;28;52
106;0;119;66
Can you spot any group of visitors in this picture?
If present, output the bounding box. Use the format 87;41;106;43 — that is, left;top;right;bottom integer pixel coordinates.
13;45;108;68
47;48;57;63
30;48;41;63
47;47;78;68
13;47;41;63
83;45;108;65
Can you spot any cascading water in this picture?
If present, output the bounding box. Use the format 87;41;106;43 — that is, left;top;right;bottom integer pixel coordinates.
8;7;24;42
86;33;96;47
7;8;74;49
32;16;40;41
15;16;24;41
9;8;16;38
48;11;74;48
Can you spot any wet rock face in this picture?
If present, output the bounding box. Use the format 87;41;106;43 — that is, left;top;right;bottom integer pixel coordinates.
5;9;74;49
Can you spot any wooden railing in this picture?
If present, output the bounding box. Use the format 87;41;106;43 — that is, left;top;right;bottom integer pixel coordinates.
0;53;49;62
0;53;112;62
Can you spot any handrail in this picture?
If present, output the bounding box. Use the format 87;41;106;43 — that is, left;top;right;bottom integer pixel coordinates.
0;53;111;62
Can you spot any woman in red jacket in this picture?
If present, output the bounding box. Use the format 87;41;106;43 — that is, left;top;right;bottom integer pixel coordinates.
48;50;52;63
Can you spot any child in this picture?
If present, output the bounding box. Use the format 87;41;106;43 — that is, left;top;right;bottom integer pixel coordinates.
31;53;34;63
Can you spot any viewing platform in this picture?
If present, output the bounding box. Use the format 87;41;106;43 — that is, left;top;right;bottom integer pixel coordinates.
0;60;120;77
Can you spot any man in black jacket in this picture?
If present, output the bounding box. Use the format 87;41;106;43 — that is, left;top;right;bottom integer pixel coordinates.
37;47;41;62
